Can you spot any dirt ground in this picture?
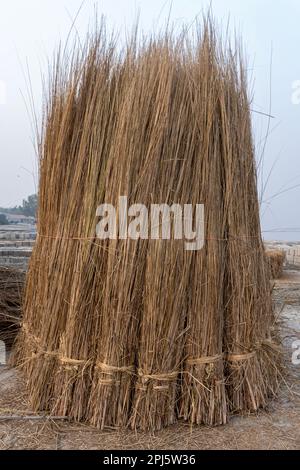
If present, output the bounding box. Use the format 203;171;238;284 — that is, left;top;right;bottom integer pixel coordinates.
0;269;299;450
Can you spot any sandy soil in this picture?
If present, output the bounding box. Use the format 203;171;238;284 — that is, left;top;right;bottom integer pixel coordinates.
0;270;299;450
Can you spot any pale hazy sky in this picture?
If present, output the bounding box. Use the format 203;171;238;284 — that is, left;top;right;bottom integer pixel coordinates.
0;0;299;240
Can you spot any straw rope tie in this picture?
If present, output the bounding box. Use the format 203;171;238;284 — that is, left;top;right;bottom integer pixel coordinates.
22;326;89;368
98;379;122;386
31;350;57;360
37;233;262;243
21;324;263;367
137;369;179;391
227;351;257;362
186;354;223;365
95;362;135;386
59;357;87;367
186;352;258;364
138;370;178;381
22;324;56;360
59;357;86;365
95;361;135;374
43;351;58;358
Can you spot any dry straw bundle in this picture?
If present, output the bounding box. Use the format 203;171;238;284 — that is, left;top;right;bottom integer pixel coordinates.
0;267;24;349
266;250;286;279
219;64;282;413
15;18;282;431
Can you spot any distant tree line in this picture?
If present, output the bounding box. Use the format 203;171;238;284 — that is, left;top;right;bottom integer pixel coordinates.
0;194;38;220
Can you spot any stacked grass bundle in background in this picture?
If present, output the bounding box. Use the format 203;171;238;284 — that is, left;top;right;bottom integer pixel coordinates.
14;18;282;431
0;267;24;350
266;250;286;279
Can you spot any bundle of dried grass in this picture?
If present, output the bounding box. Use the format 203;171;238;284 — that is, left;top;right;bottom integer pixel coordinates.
220;59;282;413
266;250;286;279
14;18;282;431
129;47;194;430
0;267;24;348
15;28;121;414
177;27;231;427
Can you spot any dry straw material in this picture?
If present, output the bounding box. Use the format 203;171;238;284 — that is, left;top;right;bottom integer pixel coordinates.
266;250;286;279
219;63;282;413
0;267;24;349
15;18;282;431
